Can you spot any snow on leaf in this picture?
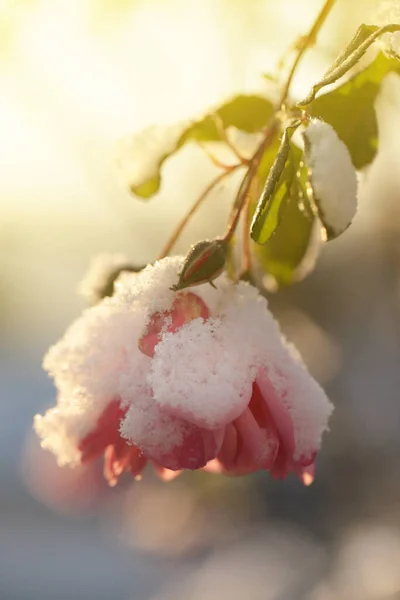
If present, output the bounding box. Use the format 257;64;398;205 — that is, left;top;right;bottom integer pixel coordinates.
303;120;358;239
117;94;274;199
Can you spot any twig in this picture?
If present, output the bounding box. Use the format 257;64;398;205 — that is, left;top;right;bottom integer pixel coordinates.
278;0;336;108
198;142;241;170
223;0;336;253
224;120;279;242
241;174;261;277
159;0;336;264
213;114;250;165
158;164;242;258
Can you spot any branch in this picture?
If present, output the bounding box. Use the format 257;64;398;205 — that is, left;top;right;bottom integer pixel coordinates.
224;120;279;242
278;0;336;108
158;164;242;259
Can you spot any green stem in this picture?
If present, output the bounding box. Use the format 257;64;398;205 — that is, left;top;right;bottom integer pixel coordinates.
224;0;336;248
160;0;336;261
224;120;279;243
159;164;241;259
278;0;337;108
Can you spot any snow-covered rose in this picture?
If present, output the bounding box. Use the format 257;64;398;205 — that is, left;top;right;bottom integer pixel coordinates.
34;256;333;486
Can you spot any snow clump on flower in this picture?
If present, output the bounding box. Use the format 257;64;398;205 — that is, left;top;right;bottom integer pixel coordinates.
34;256;333;486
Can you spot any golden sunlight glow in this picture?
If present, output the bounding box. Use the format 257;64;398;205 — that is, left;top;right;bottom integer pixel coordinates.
0;0;338;216
0;0;240;218
0;0;379;333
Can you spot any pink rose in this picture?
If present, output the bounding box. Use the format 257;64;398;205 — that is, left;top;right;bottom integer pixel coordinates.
34;257;332;487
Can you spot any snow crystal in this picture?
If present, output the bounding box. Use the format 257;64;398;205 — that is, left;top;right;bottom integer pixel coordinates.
34;393;90;466
117;346;161;456
148;318;254;430
43;302;144;404
36;299;147;465
119;392;186;467
114;256;184;315
114;255;232;320
303;120;358;237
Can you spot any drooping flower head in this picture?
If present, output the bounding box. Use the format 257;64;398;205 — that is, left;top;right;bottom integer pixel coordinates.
34;256;333;486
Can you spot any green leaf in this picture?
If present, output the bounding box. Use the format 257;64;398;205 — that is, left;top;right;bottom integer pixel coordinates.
250;121;301;244
251;150;319;288
179;94;274;145
116;122;187;199
325;24;379;75
310;52;400;168
133;175;161;199
299;23;400;106
120;94;274;199
253;196;318;288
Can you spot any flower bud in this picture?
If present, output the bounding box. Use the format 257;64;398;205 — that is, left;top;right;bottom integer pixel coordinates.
172;238;228;291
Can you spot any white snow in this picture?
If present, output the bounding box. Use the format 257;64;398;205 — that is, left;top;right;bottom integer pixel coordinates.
115;122;187;193
149;318;254;429
303;119;358;237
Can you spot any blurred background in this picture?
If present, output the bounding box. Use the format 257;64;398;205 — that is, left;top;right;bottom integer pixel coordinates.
2;0;400;598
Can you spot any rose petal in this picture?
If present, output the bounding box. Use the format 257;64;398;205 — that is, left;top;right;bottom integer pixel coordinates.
102;437;147;486
256;369;295;457
299;462;315;486
235;408;272;466
148;426;223;472
154;465;183;482
138;292;209;357
218;423;238;468
79;399;127;463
